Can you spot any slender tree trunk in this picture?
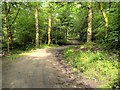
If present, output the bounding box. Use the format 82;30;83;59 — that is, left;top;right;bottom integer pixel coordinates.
35;8;39;48
5;19;10;53
55;28;57;44
4;3;20;53
6;25;10;53
4;3;10;53
8;19;13;50
48;14;51;46
87;2;92;42
65;28;68;40
40;28;42;47
4;3;18;53
99;2;108;38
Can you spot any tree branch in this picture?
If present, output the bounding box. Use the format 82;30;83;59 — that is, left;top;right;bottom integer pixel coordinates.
6;3;11;17
10;6;20;27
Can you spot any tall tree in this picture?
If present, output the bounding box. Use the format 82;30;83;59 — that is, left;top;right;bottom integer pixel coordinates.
27;2;42;48
2;2;21;53
3;2;11;53
35;8;39;48
48;13;51;46
47;3;53;46
99;2;108;38
87;1;92;42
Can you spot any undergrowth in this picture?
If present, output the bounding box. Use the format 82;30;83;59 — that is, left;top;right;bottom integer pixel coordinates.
2;46;36;63
63;43;119;88
40;44;58;49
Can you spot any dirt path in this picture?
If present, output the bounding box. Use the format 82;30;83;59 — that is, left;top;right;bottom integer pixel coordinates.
2;46;98;88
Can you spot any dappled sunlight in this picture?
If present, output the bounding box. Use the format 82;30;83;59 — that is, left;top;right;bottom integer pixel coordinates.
27;49;52;59
2;1;119;88
10;80;18;88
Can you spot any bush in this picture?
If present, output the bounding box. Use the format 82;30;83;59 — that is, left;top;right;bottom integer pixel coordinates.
57;39;70;46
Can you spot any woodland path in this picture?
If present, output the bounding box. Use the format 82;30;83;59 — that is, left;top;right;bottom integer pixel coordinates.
2;45;98;88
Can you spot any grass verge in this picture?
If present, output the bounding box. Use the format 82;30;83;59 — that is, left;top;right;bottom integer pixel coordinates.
3;44;58;63
2;47;35;63
63;43;119;88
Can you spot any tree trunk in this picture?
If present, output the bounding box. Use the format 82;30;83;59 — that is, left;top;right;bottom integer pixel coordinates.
55;28;57;44
39;29;42;47
35;8;39;48
48;14;51;46
65;28;68;40
5;19;10;53
87;2;92;42
4;3;18;53
4;3;10;53
8;19;13;50
99;2;108;38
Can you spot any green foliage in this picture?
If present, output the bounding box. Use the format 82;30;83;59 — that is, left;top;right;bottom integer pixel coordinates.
92;2;119;50
57;39;71;45
106;3;119;50
2;2;119;88
2;2;119;52
40;44;58;49
64;46;119;88
3;47;35;63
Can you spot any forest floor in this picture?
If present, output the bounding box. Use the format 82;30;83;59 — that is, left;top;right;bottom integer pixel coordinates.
3;45;99;88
